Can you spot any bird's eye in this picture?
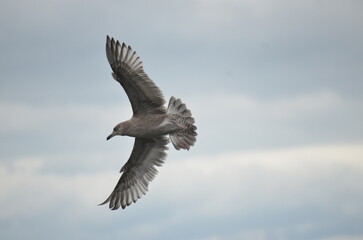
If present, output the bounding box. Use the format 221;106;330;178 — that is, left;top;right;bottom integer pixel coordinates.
113;127;117;131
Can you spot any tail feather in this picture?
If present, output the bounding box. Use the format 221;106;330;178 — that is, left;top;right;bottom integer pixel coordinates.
167;96;197;151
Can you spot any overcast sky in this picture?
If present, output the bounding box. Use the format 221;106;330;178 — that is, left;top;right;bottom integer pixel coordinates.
1;0;363;239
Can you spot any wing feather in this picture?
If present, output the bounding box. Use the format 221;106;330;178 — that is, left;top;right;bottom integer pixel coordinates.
100;136;169;210
106;36;166;116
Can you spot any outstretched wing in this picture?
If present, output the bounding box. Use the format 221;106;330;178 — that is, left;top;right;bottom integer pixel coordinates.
106;36;166;116
100;136;169;210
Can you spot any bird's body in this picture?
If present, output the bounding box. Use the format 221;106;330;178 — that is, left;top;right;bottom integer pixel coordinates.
100;36;197;210
113;114;181;138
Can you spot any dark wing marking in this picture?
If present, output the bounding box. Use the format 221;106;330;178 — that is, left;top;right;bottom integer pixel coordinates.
106;36;166;116
100;136;169;210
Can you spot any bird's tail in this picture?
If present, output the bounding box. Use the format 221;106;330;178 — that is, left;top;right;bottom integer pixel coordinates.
167;96;197;150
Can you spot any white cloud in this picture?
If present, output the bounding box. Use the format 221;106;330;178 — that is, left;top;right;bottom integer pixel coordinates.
189;90;363;152
1;142;363;239
0;90;347;135
1;90;362;159
192;90;344;118
0;157;113;220
156;142;363;212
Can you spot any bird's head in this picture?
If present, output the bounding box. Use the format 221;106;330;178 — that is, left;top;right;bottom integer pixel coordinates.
107;122;129;140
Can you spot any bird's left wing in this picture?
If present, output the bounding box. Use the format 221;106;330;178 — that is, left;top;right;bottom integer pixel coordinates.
106;36;166;116
100;136;169;210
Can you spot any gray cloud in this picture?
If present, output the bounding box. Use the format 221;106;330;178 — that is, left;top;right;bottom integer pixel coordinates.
1;0;362;104
1;0;363;239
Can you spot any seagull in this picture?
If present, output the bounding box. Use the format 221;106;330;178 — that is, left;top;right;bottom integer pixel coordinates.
100;36;197;210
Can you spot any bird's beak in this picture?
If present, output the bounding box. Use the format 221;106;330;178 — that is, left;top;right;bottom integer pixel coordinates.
107;132;115;141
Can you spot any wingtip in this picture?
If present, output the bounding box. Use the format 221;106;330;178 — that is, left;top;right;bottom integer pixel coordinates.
106;35;112;45
98;196;111;206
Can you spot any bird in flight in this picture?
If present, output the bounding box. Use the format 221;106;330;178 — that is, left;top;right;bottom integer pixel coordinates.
100;36;197;210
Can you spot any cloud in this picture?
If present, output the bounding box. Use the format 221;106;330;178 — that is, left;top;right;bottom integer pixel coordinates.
1;0;362;105
0;101;130;134
157;143;363;211
1;143;363;239
316;236;363;240
0;90;345;134
191;90;363;152
1;0;362;239
1;90;362;161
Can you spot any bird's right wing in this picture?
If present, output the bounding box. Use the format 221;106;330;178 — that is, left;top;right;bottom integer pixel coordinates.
100;136;169;210
106;36;166;116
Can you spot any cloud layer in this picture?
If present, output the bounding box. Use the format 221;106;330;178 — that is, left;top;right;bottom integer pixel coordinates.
1;0;363;239
1;143;363;240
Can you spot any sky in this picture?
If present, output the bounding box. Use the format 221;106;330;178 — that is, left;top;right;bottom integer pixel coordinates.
1;0;363;239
